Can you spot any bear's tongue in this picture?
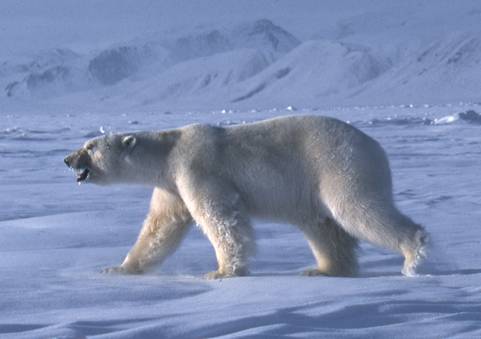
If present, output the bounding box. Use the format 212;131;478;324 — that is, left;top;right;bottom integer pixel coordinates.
76;168;90;182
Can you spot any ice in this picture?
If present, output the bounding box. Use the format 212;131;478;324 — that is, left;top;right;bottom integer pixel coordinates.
433;110;481;125
1;104;481;338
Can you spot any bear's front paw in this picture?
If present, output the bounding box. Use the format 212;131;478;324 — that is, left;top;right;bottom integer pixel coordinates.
204;270;231;280
204;267;248;280
101;265;142;275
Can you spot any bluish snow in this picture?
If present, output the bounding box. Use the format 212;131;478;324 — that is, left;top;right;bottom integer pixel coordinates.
1;106;481;338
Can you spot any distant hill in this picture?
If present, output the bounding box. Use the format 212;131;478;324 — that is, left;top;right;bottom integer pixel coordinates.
1;0;481;111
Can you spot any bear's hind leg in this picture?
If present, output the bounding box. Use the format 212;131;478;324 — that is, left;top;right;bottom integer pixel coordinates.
300;218;358;277
328;197;428;276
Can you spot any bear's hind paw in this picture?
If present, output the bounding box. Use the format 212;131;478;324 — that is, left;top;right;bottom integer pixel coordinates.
302;268;329;277
101;266;142;275
204;271;227;280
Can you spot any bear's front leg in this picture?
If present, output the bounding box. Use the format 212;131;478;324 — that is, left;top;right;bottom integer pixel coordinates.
178;176;254;279
103;188;192;274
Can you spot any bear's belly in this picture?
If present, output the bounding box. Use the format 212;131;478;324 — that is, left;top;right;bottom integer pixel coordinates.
234;175;327;224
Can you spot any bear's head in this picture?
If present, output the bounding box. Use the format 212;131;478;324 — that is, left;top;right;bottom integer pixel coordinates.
64;134;142;185
65;130;180;185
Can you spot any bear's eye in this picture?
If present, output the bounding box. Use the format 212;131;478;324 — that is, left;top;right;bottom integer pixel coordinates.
85;143;96;154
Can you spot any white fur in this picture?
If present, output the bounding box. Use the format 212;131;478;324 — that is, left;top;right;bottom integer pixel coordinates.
67;115;428;278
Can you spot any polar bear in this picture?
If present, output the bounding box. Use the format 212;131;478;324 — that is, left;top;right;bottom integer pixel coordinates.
64;115;427;278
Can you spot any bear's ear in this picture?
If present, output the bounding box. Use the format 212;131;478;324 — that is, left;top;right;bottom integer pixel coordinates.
121;135;137;149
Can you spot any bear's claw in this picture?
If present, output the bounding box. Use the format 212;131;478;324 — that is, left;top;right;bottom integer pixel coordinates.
101;266;142;275
302;268;329;277
204;271;227;280
204;268;248;280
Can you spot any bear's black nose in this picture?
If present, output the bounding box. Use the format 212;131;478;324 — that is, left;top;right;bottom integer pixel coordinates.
64;155;72;167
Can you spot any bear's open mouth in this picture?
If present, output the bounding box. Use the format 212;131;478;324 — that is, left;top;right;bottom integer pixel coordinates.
76;168;90;182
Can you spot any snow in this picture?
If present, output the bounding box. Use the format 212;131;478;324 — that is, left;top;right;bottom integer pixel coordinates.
2;106;481;338
1;1;481;338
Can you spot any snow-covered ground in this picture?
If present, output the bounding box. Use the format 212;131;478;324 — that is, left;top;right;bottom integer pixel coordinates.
1;1;481;338
2;105;481;338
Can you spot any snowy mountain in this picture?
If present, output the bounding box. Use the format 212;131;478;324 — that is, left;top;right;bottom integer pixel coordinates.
230;40;389;105
2;1;481;110
123;49;271;107
1;19;299;103
352;33;481;105
2;48;84;98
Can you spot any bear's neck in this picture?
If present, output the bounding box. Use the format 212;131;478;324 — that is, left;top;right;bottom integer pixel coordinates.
135;150;177;190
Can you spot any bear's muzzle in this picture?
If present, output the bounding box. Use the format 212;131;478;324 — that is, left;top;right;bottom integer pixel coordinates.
64;150;91;183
